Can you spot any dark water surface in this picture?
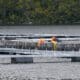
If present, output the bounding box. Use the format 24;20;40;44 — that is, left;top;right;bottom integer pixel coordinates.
0;25;80;35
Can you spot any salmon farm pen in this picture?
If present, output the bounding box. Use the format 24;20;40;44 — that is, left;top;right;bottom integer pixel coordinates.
0;34;80;63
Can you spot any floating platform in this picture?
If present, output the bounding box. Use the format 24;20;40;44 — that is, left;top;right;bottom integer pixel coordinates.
0;57;71;64
0;48;80;63
0;34;80;63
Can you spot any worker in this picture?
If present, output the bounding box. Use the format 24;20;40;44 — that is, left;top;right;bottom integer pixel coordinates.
37;38;45;48
51;37;57;50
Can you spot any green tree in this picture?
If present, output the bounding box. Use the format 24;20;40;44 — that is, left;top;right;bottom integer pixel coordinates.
0;0;80;25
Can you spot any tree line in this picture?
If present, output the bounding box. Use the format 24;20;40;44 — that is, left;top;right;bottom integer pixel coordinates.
0;0;80;25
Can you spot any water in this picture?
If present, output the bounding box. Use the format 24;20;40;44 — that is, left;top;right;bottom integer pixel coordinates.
0;25;80;35
0;25;80;80
0;62;80;79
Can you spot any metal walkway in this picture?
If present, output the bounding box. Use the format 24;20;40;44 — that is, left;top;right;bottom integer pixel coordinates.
0;48;80;58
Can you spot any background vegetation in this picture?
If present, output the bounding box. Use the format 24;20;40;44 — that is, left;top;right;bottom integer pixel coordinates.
0;0;80;25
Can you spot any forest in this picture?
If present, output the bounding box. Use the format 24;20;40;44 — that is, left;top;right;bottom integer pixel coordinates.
0;0;80;25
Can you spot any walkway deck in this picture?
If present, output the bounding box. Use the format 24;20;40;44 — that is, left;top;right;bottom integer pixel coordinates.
0;48;80;58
